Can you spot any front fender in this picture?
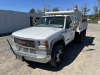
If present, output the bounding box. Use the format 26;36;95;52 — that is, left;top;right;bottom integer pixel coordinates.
48;35;65;55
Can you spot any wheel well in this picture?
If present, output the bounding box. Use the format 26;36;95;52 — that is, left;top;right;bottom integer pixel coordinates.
53;39;65;47
51;39;65;54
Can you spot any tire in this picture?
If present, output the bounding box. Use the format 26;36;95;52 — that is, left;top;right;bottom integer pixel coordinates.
49;44;64;67
83;29;86;37
78;33;83;43
75;32;83;43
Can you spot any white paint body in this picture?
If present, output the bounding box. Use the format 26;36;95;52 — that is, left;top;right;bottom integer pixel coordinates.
12;10;88;51
11;10;88;63
12;27;63;40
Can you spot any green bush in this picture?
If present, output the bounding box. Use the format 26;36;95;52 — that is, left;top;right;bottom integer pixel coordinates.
88;20;98;23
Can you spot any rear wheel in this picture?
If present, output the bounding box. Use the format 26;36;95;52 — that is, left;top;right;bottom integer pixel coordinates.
83;29;86;37
50;44;64;67
75;32;83;43
78;33;83;43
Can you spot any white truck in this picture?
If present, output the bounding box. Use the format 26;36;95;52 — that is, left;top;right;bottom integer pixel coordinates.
9;6;88;67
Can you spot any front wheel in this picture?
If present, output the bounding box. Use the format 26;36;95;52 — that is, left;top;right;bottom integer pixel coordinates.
49;44;64;67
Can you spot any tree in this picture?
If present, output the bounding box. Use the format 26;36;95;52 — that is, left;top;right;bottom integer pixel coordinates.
98;0;100;2
98;0;100;4
93;5;98;20
44;4;50;12
94;5;98;14
97;0;100;13
29;8;35;13
37;9;42;14
98;0;100;3
81;4;90;15
52;7;59;11
83;4;90;15
37;9;43;15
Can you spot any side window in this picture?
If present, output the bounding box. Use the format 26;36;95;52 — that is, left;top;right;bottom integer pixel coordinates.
66;16;72;29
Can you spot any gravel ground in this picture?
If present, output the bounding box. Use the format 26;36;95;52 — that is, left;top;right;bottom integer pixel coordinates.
0;24;100;75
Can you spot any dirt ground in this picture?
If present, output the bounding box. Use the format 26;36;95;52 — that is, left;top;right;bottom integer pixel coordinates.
0;24;100;75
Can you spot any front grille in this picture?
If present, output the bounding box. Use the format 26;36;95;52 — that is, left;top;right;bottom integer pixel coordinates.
14;38;35;48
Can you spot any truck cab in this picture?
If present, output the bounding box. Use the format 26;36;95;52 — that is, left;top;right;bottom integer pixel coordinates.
11;7;88;67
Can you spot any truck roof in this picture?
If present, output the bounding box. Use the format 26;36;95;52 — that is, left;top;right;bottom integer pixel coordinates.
45;10;81;16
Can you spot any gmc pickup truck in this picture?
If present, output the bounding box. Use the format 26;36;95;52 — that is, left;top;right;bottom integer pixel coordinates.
9;6;88;67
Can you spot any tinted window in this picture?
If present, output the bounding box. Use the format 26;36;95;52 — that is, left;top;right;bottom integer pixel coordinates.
66;16;72;29
35;17;64;28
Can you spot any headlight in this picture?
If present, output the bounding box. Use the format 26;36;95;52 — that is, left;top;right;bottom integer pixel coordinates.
37;41;45;46
36;41;48;50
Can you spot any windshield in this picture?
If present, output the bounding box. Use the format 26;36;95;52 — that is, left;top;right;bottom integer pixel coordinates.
35;17;64;28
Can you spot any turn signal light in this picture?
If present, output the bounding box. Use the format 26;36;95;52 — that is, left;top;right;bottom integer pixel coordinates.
45;41;48;48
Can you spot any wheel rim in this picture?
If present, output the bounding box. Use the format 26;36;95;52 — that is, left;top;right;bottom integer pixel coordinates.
56;49;63;63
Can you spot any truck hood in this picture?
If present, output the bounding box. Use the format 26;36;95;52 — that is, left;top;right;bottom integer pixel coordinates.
12;27;63;40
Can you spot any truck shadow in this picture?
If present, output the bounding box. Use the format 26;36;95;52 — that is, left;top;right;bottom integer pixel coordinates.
26;36;95;71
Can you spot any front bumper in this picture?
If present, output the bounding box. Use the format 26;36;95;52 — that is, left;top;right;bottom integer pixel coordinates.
12;46;51;63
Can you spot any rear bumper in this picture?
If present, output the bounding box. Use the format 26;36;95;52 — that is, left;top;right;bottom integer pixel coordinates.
12;46;51;63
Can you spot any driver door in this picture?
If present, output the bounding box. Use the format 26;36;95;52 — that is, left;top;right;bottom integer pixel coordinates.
65;16;75;44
